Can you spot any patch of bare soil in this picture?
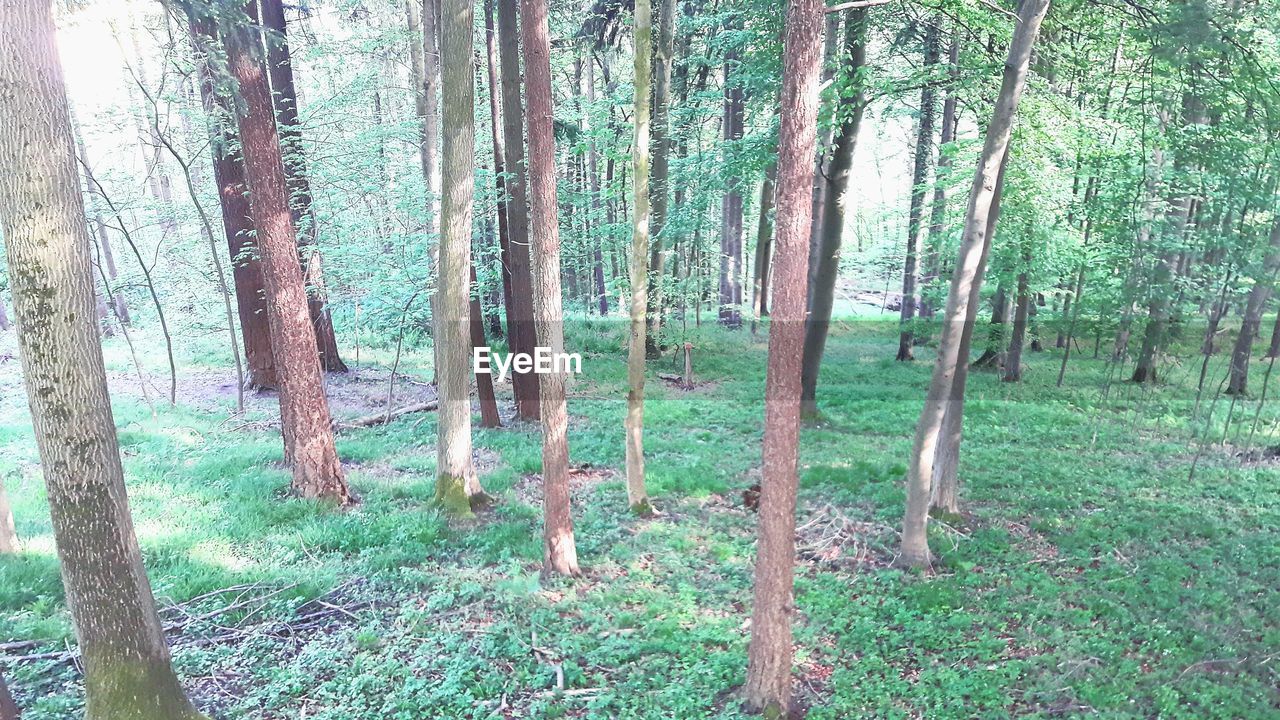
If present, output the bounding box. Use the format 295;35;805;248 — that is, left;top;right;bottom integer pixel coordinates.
512;463;619;508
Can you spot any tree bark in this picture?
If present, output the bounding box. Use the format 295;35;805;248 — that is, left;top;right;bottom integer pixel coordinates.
751;161;777;321
521;0;580;576
898;0;1050;569
718;30;745;329
0;674;18;720
583;50;610;317
799;8;868;418
186;8;278;390
499;0;541;420
1003;257;1031;382
471;264;502;428
742;0;823;714
896;20;940;361
624;0;655;515
260;0;347;373
0;474;17;554
0;4;207;716
1267;310;1280;358
1227;216;1280;394
920;31;959;321
224;1;352;504
645;0;677;354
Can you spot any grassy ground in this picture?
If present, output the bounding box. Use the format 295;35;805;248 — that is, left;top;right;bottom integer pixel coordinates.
1;317;1277;718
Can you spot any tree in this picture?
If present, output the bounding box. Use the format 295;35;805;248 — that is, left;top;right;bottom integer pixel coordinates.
896;20;940;361
898;0;1051;569
0;674;18;720
222;0;352;504
718;18;745;330
260;0;347;373
1228;215;1280;394
645;0;677;354
751;161;777;323
499;0;541;421
742;0;824;713
522;0;581;576
0;3;207;716
625;0;655;515
799;7;869;418
435;0;489;514
0;474;17;554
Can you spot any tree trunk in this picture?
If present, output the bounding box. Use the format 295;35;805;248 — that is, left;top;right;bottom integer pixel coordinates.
187;9;277;390
896;21;940;360
742;0;823;714
751;162;777;320
899;0;1050;569
1267;310;1280;359
73;130;130;327
799;8;868;418
0;674;18;720
931;150;1009;516
625;0;654;515
521;0;580;576
0;474;17;554
920;31;959;321
499;0;541;421
582;51;610;317
645;0;677;354
718;35;745;329
260;0;347;373
0;299;9;332
1003;264;1030;382
970;284;1008;368
471;264;502;428
1227;216;1280;394
434;0;488;514
0;4;206;715
482;0;519;340
224;1;352;504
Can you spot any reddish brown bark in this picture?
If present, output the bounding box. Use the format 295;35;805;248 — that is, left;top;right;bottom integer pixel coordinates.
224;1;352;504
743;0;824;714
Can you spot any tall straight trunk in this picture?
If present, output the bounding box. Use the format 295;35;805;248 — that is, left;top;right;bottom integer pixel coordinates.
970;284;1008;368
583;50;609;316
799;8;868;418
899;0;1051;569
187;9;277;390
0;4;206;716
921;32;959;321
224;1;351;504
406;0;440;228
0;474;17;553
645;0;677;353
805;10;843;290
73;130;130;326
0;674;15;720
1228;216;1280;394
718;37;745;329
931;150;1009;515
521;0;580;576
434;0;487;514
470;264;502;428
743;0;823;713
896;21;940;360
482;0;519;338
260;0;347;373
1267;311;1280;358
751;162;777;319
1003;249;1031;382
625;0;655;515
499;0;541;420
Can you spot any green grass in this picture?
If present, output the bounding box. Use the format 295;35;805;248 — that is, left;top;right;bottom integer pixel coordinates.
1;317;1277;718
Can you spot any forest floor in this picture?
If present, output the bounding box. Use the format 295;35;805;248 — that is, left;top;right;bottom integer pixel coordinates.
1;318;1277;719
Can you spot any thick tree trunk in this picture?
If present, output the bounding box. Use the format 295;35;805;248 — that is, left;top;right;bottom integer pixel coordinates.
0;4;206;716
260;0;347;373
899;0;1050;569
499;0;541;420
1227;217;1280;394
896;21;940;360
434;0;487;514
224;2;351;504
187;10;277;390
751;162;778;320
625;0;654;515
521;0;580;576
799;9;868;418
931;150;1009;516
718;37;745;329
645;0;677;354
742;0;823;714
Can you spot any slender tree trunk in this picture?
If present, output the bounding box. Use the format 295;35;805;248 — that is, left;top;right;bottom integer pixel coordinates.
0;474;17;554
624;0;655;515
224;1;351;504
471;264;502;428
1003;260;1030;382
1267;311;1280;359
645;0;677;353
499;0;541;420
482;0;519;340
260;0;347;373
743;0;823;714
799;8;868;418
0;674;16;720
718;33;745;329
521;0;580;576
899;0;1050;569
921;32;959;321
434;0;488;513
0;4;206;715
73;130;130;326
971;285;1008;368
187;10;277;390
931;150;1009;516
896;21;940;360
1228;216;1280;394
751;162;777;321
0;299;9;332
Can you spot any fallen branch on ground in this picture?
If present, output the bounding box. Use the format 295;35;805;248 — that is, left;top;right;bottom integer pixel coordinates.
338;401;438;429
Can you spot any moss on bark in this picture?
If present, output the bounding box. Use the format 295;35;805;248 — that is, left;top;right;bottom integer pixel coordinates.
434;473;474;518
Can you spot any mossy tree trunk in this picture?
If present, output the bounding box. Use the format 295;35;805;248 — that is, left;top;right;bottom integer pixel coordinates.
0;3;208;716
742;0;824;714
